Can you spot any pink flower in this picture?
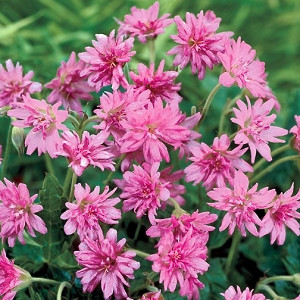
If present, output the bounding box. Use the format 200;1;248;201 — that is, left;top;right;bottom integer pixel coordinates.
117;1;172;43
115;162;170;224
179;274;205;300
0;59;42;108
0;250;32;300
45;52;94;112
221;286;267;300
79;30;135;91
168;11;233;79
259;183;300;245
141;290;162;300
7;95;68;158
184;134;253;190
290;115;300;153
120;99;191;163
75;228;140;299
147;228;209;293
130;60;182;103
61;183;121;240
208;170;276;236
231;97;288;163
57;130;115;176
0;179;47;247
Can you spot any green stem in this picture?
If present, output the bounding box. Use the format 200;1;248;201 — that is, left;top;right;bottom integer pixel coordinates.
32;277;60;285
103;154;124;186
63;167;73;197
56;281;72;300
148;38;155;65
133;220;142;242
258;275;295;285
256;284;281;299
250;155;299;184
225;230;242;275
253;144;291;172
69;172;77;201
128;248;150;258
68;114;80;129
81;115;100;130
0;121;13;180
44;153;55;176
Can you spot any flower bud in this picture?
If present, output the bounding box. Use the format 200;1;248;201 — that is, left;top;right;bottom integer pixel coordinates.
11;126;26;155
292;273;300;287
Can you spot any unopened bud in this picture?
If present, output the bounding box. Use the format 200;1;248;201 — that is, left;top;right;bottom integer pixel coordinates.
191;106;197;115
11;126;26;156
292;273;300;286
0;106;11;116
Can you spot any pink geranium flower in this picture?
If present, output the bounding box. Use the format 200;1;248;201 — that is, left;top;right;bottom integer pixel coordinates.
231;97;288;163
290;115;300;153
0;59;42;108
120;99;190;163
57;130;115;176
115;162;170;224
75;228;140;299
7;95;68;158
45;52;94;112
79;30;135;91
221;286;267;300
168;11;233;79
61;183;121;240
0;179;47;247
130;60;182;103
208;170;276;236
141;290;162;300
117;1;172;43
259;183;300;245
184;134;253;190
0;249;32;300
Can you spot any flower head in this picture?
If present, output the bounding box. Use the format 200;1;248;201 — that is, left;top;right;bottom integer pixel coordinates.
231;97;288;163
168;11;233;79
141;290;163;300
7;95;68;158
45;52;94;112
208;170;276;236
61;183;121;240
79;30;135;91
290;115;300;153
75;228;140;299
221;286;267;300
117;1;172;43
0;179;47;247
0;59;42;108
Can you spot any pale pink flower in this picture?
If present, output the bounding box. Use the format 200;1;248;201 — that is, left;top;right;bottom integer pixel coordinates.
141;290;162;300
0;249;32;300
259;183;300;245
61;183;121;240
7;95;68;158
57;130;115;176
231;97;288;163
184;134;253;190
45;52;94;112
115;162;170;224
75;228;140;299
130;60;182;103
290;115;300;153
117;1;172;43
79;30;135;91
120;99;190;163
179;274;205;300
221;285;267;300
0;59;42;108
208;170;276;236
168;11;233;79
0;179;47;247
147;228;209;293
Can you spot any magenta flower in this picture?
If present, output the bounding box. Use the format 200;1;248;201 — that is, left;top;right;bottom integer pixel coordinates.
0;250;32;300
7;95;68;158
168;11;233;79
130;60;182;103
79;30;135;91
141;290;162;300
117;1;172;43
115;162;170;224
231;97;288;163
45;52;94;112
208;170;276;236
179;274;205;300
57;130;115;176
184;134;253;190
120;99;191;163
290;115;300;153
221;286;267;300
0;179;47;247
259;184;300;245
75;228;140;299
0;59;42;108
61;183;121;240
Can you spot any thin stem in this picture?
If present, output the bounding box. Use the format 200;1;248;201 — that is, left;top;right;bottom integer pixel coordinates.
44;153;55;176
103;154;124;186
69;172;77;201
128;248;150;258
81;115;99;130
32;277;60;285
133;220;142;242
63;168;73;197
68;114;80;129
225;230;242;275
56;281;72;300
256;284;280;299
148;38;155;65
258;275;294;285
250;155;299;184
0;121;13;180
